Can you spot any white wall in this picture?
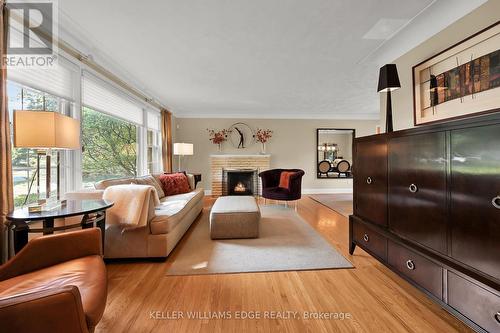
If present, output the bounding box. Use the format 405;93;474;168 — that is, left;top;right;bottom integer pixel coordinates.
172;118;378;193
380;0;500;130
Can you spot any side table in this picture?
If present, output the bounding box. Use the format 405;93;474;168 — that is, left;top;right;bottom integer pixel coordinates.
6;199;114;256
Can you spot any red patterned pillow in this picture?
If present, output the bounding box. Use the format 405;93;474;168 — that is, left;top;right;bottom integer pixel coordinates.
158;172;191;196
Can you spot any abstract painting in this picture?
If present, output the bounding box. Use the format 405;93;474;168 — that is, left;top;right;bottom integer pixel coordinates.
413;22;500;125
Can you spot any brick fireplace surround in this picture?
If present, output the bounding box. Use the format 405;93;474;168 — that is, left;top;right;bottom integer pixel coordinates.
210;154;271;196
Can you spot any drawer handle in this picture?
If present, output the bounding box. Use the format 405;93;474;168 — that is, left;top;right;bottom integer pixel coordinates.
495;312;500;324
366;177;372;185
409;184;418;193
406;260;415;270
492;196;500;209
363;234;369;242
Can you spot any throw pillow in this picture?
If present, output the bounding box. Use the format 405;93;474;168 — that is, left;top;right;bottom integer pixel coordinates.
133;175;166;198
158;172;191;196
279;171;295;189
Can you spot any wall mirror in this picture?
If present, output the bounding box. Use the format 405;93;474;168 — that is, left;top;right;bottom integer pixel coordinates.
316;128;355;179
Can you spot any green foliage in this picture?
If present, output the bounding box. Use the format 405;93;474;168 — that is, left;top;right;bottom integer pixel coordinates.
82;108;137;183
12;148;30;168
14;193;38;207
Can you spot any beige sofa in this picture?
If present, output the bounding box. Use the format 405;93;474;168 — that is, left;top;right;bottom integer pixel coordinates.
66;173;204;259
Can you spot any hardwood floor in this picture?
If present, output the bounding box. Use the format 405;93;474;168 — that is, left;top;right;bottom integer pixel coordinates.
96;196;472;333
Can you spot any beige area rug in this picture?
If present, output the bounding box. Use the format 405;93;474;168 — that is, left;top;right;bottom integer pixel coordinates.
308;194;353;217
166;205;353;276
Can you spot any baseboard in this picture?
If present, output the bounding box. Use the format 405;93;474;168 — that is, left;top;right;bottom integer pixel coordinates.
204;188;352;196
302;188;353;194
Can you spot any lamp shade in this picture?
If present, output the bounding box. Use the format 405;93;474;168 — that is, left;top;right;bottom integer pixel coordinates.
377;64;401;92
173;143;193;156
13;110;80;149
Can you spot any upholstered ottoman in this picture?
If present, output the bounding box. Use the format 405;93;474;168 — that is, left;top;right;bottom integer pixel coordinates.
210;196;261;239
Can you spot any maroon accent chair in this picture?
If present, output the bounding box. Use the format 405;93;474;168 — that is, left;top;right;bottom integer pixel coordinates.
259;169;305;201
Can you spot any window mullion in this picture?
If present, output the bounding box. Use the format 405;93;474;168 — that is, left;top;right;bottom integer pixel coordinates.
137;110;147;176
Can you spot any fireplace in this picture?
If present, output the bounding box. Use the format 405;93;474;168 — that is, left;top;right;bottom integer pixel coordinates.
222;169;258;196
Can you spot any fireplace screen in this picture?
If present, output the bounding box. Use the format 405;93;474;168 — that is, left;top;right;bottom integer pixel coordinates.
222;169;258;196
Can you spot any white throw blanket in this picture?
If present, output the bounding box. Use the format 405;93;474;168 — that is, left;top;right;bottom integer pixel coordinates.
103;184;160;230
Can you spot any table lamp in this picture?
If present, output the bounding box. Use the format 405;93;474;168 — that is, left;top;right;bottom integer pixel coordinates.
13;110;80;202
173;143;193;172
377;64;401;133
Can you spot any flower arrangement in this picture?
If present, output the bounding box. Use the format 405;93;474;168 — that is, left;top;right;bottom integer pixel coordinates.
256;129;273;143
255;128;273;154
207;128;231;151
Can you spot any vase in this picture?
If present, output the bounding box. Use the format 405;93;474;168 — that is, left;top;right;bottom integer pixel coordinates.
217;143;222;152
260;142;266;154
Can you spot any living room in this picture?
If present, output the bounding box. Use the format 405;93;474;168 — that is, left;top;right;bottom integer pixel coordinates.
1;1;499;333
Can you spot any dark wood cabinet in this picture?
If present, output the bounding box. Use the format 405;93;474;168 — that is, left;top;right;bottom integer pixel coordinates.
349;114;500;333
353;137;387;226
388;132;447;254
450;124;500;280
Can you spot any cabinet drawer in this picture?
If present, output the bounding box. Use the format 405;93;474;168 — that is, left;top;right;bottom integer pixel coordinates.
448;272;500;333
353;221;387;260
388;241;442;299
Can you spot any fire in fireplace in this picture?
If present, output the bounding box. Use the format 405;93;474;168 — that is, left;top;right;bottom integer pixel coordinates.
222;169;258;196
234;182;247;193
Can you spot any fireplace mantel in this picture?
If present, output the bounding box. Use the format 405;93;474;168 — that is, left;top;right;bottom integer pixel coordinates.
210;154;271;196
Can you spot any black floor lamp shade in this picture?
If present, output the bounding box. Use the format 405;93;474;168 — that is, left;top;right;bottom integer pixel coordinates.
377;64;401;92
378;64;400;132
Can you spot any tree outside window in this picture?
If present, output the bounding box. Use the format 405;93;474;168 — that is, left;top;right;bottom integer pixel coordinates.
82;107;138;187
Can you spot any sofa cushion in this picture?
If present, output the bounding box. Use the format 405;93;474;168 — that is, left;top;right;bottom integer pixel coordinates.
158;173;191;196
150;189;204;234
133;175;165;198
0;255;107;329
94;177;134;190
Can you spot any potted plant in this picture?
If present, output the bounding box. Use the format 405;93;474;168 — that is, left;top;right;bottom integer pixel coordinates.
256;128;273;154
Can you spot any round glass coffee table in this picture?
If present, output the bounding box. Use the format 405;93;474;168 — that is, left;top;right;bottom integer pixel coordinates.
6;199;114;256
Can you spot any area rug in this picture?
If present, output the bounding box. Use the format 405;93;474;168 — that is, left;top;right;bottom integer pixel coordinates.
166;205;353;276
308;194;353;217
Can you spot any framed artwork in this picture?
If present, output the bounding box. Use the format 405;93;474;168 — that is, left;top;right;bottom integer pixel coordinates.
228;122;255;149
413;21;500;126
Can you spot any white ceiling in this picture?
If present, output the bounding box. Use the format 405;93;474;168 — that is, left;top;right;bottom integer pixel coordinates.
58;0;485;119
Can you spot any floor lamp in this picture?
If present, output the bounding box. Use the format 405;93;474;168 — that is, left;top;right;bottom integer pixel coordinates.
13;110;80;202
377;64;401;133
173;143;193;172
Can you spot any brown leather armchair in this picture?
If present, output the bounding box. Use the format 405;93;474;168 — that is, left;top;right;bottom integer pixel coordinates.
0;229;107;333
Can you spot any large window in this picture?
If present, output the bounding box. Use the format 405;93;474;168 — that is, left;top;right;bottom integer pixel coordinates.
7;82;75;207
8;57;164;205
81;108;138;187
